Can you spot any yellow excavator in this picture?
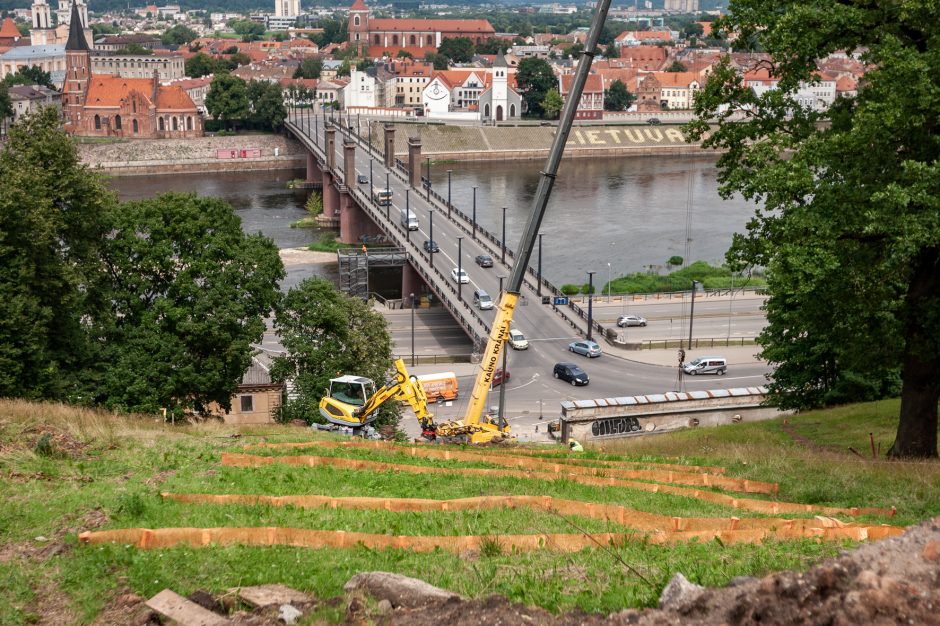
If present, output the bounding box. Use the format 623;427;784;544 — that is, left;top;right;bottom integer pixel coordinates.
319;2;612;443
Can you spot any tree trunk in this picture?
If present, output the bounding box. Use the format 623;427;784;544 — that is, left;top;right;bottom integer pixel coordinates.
888;247;940;458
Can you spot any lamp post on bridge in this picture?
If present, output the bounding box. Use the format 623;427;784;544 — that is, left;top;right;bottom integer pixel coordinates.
406;189;411;243
607;262;611;303
457;236;464;303
369;159;373;191
426;156;431;201
688;280;702;351
410;292;416;367
446;169;452;218
501;207;507;264
586;271;596;341
472;186;477;239
428;209;434;269
385;172;390;220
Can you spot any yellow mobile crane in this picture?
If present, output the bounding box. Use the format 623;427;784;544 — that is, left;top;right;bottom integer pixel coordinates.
319;0;613;443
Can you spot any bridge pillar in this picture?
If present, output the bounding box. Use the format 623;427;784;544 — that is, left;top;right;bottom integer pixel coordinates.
338;190;367;244
306;150;321;182
407;136;422;189
383;123;396;168
325;126;336;170
322;170;339;217
343;139;356;187
402;261;425;304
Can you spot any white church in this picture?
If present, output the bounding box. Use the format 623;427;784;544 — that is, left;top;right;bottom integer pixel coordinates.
420;54;522;122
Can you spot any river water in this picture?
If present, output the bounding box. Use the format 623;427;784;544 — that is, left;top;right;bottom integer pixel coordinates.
108;154;758;287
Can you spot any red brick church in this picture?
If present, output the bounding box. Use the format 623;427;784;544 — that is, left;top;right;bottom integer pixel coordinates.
61;0;201;138
348;0;495;58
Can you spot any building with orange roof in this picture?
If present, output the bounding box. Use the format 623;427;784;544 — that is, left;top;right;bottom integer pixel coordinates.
422;68;488;116
559;72;604;120
616;45;668;71
0;17;23;47
653;71;702;109
347;0;494;58
615;30;674;48
61;1;200;138
478;54;521;122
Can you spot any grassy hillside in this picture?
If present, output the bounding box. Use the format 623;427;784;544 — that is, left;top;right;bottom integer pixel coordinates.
0;398;937;624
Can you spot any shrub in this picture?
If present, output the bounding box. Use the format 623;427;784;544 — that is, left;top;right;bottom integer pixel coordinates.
559;284;579;295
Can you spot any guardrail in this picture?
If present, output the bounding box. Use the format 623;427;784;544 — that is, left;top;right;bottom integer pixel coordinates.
392;353;474;365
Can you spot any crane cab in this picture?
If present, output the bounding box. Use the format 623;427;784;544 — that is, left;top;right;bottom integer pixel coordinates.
319;375;376;427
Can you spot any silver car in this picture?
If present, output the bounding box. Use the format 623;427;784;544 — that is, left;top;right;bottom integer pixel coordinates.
617;314;647;327
568;340;602;358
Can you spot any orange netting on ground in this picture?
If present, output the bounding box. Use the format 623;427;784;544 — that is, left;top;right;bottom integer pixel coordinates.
78;522;903;553
221;452;896;517
244;441;753;490
159;492;900;535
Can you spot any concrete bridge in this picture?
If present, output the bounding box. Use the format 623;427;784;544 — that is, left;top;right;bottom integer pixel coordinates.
284;110;595;352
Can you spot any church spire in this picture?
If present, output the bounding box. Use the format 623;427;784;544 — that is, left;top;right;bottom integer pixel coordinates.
65;0;89;51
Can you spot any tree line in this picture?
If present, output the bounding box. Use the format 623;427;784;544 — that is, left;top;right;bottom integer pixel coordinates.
0;108;397;426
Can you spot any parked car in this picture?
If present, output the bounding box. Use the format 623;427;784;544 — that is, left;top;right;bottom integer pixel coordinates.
682;356;728;376
451;268;469;284
568;340;602;358
508;329;528;350
646;117;662;125
492;367;510;387
475;254;494;268
553;362;589;386
423;239;440;253
357;174;368;184
617;314;647;327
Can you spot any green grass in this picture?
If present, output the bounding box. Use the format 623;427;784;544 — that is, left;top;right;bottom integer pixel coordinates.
606;260;768;294
307;233;358;252
0;398;937;624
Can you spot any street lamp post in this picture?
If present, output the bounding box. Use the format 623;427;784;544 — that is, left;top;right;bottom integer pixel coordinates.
385;172;391;220
587;271;596;341
426;157;431;201
369;159;373;191
472;186;478;239
501;207;507;264
406;189;411;243
368;122;372;154
428;210;434;268
446;169;452;218
688;280;702;351
457;237;464;302
607;262;611;303
498;275;505;294
537;234;544;297
410;292;416;367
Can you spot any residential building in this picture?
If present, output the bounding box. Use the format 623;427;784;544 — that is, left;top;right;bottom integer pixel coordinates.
0;44;67;85
208;357;283;425
655;71;701;109
347;0;494;58
274;0;300;18
315;78;348;107
635;73;663;112
558;72;604;120
7;83;61;123
341;69;376;108
93;34;161;52
91;50;185;81
615;30;674;48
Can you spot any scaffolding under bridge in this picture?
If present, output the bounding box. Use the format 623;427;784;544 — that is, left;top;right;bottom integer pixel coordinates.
337;247;408;300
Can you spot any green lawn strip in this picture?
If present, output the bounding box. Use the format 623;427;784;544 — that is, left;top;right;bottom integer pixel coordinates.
0;562;38;626
59;537;847;619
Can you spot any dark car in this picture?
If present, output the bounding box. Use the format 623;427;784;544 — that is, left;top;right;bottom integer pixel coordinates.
553;362;589;386
475;254;494;268
646;117;662;125
423;240;440;253
492;367;511;388
357;174;368;184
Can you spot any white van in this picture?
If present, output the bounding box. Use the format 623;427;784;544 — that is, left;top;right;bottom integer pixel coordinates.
508;329;528;350
473;289;494;310
682;356;727;376
400;209;418;231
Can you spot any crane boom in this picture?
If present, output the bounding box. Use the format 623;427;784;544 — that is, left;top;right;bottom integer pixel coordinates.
447;0;615;442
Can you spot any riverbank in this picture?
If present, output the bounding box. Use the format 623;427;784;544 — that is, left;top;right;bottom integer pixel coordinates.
78;122;711;175
78;133;304;176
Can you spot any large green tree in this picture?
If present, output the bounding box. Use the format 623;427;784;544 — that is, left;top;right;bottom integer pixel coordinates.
162;24;198;45
293;57;323;79
0;83;11;119
0;108;114;400
271;278;396;426
688;0;940;457
96;194;284;416
246;80;286;131
515;57;556;118
3;65;55;90
604;79;634;111
438;37;475;63
205;73;250;131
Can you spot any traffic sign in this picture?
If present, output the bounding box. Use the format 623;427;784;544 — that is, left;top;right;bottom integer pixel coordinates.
553;296;569;306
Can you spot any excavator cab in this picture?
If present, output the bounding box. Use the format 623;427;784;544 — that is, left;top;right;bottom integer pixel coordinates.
320;375;376;427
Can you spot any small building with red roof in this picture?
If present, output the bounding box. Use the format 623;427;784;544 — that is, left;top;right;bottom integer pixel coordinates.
559;73;604;120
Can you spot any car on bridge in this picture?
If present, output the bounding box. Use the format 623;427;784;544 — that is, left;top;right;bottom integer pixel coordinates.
423;240;440;253
475;254;493;268
568;340;602;358
451;268;470;284
553;362;589;386
617;314;647;327
357;174;368;184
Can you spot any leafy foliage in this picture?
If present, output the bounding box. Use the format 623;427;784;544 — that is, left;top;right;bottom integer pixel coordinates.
515;57;556;118
686;0;940;457
161;24;198;45
541;88;563;119
2;65;55;90
0;108;114;401
95;193;284;416
271;278;396;426
228;18;264;42
437;37;475;63
604;79;634;112
205;73;250;131
293;57;323;79
246;80;287;131
666;61;687;72
0;83;10;118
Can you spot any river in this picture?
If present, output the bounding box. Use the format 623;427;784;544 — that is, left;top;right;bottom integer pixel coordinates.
108;154;758;287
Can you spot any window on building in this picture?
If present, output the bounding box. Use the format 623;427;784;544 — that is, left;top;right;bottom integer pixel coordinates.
374;35;379;44
354;15;360;26
133;119;138;134
393;34;399;45
409;34;416;45
94;114;100;129
115;115;121;130
187;116;193;130
172;117;178;131
159;117;165;131
240;395;253;412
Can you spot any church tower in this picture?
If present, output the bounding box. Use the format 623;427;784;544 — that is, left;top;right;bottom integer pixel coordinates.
348;0;369;55
63;0;91;132
491;53;509;122
30;0;53;45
